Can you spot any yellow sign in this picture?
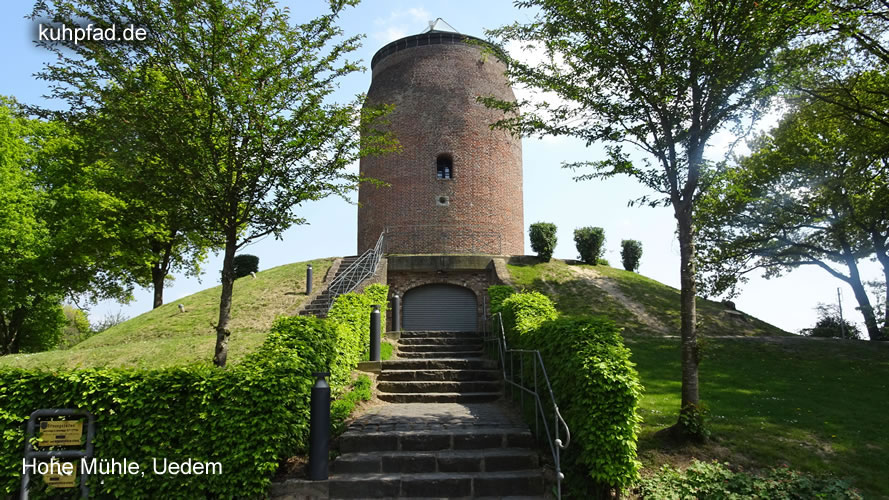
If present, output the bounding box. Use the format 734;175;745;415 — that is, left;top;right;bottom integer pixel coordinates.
38;420;83;446
43;463;76;488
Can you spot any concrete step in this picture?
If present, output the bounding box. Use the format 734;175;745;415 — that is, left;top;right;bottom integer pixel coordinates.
383;359;498;370
328;470;544;498
377;381;502;394
332;448;539;474
398;337;485;346
397;351;483;359
398;343;482;353
379;369;501;382
398;331;480;339
339;427;534;454
377;392;501;403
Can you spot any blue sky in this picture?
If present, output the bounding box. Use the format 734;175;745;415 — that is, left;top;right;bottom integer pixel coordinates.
1;0;882;334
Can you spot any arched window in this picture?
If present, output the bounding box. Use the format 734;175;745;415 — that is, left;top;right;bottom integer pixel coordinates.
436;154;453;179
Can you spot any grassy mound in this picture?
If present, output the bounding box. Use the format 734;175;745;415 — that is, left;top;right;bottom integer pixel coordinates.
505;257;787;336
0;258;333;369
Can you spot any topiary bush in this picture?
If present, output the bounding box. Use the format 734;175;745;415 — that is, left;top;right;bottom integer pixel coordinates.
529;222;558;262
637;460;862;499
492;290;642;497
574;226;606;265
233;254;260;279
620;239;643;272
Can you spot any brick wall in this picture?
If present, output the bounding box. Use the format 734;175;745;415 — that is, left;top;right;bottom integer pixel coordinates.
358;35;524;256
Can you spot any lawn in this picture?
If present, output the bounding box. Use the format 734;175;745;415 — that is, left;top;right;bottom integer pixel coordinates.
629;336;889;497
0;258;334;369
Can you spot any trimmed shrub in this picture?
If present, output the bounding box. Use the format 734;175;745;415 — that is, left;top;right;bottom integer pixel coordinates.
637;460;862;499
233;254;260;279
493;290;642;496
620;239;643;272
574;226;606;265
1;285;388;498
529;222;558;262
487;285;516;315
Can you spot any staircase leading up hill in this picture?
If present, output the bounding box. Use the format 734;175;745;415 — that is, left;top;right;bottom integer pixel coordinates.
298;256;359;318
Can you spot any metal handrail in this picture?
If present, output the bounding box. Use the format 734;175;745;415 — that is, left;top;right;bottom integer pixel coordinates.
481;305;570;499
324;233;385;311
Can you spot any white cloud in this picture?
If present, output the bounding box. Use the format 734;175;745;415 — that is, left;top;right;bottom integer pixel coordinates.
372;7;431;42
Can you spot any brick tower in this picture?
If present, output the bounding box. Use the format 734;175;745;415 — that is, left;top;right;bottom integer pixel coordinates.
357;24;523;255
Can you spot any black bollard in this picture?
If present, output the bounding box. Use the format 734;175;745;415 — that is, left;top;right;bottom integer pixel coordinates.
306;264;313;295
370;305;381;362
308;372;330;480
392;294;401;332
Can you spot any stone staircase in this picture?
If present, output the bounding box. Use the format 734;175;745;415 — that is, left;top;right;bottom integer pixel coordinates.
299;256;359;318
327;331;546;498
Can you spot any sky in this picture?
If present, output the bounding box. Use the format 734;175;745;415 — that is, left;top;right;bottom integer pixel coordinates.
0;0;883;335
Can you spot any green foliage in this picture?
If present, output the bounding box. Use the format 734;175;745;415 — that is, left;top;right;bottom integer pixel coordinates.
487;285;516;314
57;305;93;349
1;285;385;497
498;292;557;340
492;290;642;494
802;304;862;340
326;284;389;390
529;222;558;262
232;254;260;279
637;460;862;499
678;403;711;442
574;227;605;264
331;374;372;436
620;239;643;272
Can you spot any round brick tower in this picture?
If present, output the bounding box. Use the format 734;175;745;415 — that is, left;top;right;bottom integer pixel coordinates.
357;28;523;255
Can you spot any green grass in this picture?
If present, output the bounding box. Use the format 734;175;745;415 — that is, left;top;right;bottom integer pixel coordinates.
629;336;889;497
0;258;334;369
506;257;787;336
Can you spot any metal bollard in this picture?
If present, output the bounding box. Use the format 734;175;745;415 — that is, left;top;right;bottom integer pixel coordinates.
308;372;330;480
392;294;401;332
370;305;381;362
306;264;313;295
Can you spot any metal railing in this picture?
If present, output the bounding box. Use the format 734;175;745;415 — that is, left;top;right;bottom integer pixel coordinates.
324;233;385;312
482;306;570;499
383;225;503;255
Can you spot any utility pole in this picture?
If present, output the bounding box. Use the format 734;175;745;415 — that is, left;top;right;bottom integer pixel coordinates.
837;288;846;339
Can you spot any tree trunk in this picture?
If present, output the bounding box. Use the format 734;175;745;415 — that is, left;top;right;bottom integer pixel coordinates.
151;265;165;309
0;307;28;355
214;230;238;367
871;232;889;335
843;252;882;340
676;204;701;431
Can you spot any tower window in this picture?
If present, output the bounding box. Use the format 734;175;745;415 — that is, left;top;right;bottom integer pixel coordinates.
436;154;453;179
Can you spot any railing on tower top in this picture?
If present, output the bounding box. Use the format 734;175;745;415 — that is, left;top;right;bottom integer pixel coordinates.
324;232;385;312
383;225;503;255
482;305;570;500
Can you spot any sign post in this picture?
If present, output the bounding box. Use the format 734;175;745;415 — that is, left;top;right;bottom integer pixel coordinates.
21;409;94;499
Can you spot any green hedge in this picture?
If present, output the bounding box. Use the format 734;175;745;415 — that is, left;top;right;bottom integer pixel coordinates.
493;289;642;497
0;285;389;498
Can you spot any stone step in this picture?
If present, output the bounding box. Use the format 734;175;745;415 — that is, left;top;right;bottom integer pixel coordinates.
398;337;485;346
328;470;544;498
379;369;501;382
377;392;501;403
377;381;502;394
398;331;480;339
397;351;483;359
383;359;498;370
339;427;534;454
332;448;539;474
398;343;482;353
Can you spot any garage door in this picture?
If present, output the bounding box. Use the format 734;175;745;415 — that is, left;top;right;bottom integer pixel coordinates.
403;284;477;331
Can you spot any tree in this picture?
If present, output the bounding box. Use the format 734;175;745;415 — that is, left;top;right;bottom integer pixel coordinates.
529;222;558;261
697;97;888;340
801;303;862;339
574;227;605;265
33;0;397;366
0;98;131;354
621;240;643;272
483;0;820;437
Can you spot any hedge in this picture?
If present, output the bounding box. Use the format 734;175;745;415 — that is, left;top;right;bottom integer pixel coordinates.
0;285;388;498
494;289;642;497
